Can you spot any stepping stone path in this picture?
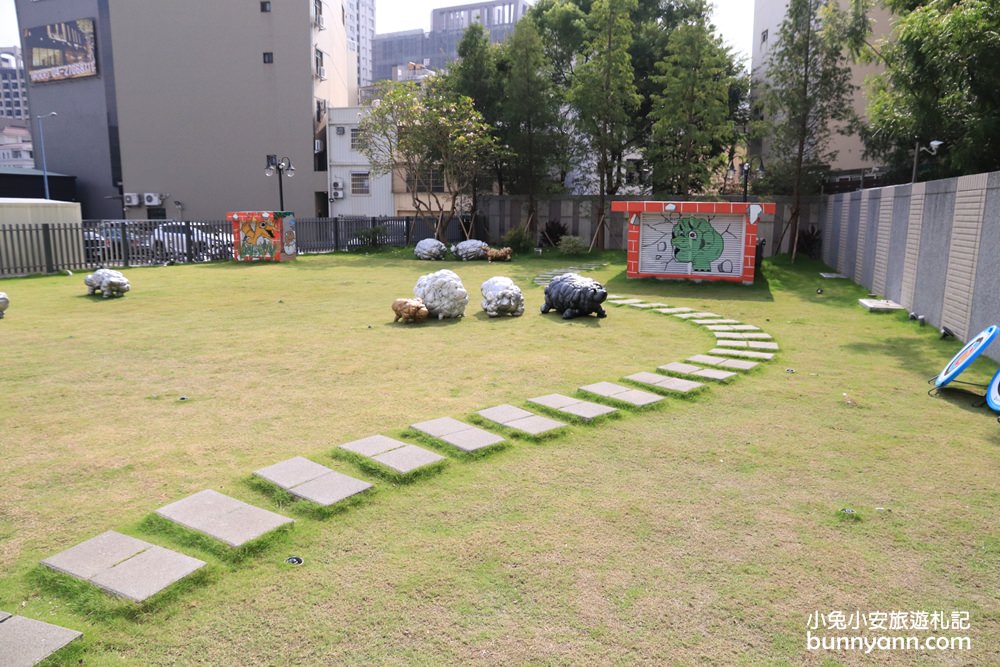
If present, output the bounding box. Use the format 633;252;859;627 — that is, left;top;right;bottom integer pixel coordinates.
705;324;761;331
658;362;737;382
528;393;618;421
476;405;567;436
628;302;669;309
42;530;204;602
714;339;780;350
411;417;505;453
340;435;446;474
254;457;372;507
673;311;720;319
0;612;82;667
623;372;705;394
156;490;293;548
607;298;645;306
713;331;773;339
579;381;664;406
654;307;694;314
688;353;760;371
532;263;607;286
708;347;775;361
693;319;741;325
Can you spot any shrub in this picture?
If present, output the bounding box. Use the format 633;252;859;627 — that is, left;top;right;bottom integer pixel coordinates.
349;225;387;251
502;226;535;254
557;235;588;256
541;220;569;247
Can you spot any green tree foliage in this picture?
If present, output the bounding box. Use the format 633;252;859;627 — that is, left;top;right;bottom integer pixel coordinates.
760;0;864;260
863;0;1000;180
648;14;737;195
568;0;641;249
357;80;500;240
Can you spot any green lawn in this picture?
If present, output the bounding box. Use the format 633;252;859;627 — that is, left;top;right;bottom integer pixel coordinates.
1;251;997;665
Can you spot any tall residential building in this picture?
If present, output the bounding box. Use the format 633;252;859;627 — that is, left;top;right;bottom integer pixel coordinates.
346;0;375;87
373;0;528;82
14;0;356;218
0;47;30;121
751;0;892;184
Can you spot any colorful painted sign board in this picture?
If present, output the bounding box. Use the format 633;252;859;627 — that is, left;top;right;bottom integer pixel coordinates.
229;211;297;262
24;18;98;84
611;201;776;284
934;325;998;388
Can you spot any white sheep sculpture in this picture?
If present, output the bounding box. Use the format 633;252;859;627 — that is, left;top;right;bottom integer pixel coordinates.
414;269;468;320
0;292;8;319
480;276;524;318
414;238;448;260
84;268;131;298
450;239;489;261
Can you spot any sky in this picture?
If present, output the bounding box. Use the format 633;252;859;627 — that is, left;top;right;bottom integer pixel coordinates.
0;0;755;65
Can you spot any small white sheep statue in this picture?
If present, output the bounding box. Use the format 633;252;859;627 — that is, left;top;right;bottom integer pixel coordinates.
414;238;448;260
414;269;468;320
480;276;524;318
84;268;131;298
0;292;8;319
450;239;489;261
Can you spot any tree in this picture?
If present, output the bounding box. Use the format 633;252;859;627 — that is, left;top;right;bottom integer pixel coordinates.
357;80;500;240
863;0;1000;180
568;0;641;250
760;0;867;261
648;14;736;195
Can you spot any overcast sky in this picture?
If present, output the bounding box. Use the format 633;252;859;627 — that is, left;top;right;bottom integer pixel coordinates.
0;0;754;68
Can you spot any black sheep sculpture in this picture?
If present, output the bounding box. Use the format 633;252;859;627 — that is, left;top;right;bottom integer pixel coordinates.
540;273;608;319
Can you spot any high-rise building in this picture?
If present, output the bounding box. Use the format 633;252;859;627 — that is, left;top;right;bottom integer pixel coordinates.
14;0;356;218
346;0;375;87
373;0;528;82
0;47;30;121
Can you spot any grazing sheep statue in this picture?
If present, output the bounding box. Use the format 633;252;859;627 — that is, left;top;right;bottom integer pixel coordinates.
414;238;448;260
392;297;429;323
414;269;468;320
480;276;524;318
0;292;8;319
485;246;513;263
450;239;489;261
84;268;131;298
540;272;607;319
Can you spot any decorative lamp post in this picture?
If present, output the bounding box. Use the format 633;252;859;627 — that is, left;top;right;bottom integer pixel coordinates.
265;154;295;211
911;140;943;183
35;111;57;200
727;156;766;202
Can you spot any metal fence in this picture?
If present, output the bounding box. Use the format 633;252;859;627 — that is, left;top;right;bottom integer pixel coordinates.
0;216;472;277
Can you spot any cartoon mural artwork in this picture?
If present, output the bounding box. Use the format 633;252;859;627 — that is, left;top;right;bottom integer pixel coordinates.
229;211;297;262
612;201;776;284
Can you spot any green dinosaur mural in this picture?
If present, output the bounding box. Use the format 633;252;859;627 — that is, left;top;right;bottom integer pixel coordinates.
671;216;724;272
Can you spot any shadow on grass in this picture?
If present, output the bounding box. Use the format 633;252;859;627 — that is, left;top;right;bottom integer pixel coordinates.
602;266;775;303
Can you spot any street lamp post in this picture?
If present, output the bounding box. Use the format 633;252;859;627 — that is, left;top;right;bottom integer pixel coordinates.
911;140;943;183
265;154;295;211
727;156;766;202
35;111;57;200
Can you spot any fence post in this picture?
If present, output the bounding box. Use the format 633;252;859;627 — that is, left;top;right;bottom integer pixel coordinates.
405;217;411;245
183;221;194;262
119;220;131;267
333;215;340;251
42;224;55;274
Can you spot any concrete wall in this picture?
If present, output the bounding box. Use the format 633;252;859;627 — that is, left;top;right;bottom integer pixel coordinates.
818;171;1000;363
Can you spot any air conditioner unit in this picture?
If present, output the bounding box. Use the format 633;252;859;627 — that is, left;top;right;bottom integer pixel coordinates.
123;193;140;207
331;190;344;200
314;139;324;154
331;179;344;190
316;14;326;30
143;193;162;206
317;66;326;80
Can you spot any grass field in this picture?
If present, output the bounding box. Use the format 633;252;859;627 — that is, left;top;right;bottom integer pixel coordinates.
1;250;997;665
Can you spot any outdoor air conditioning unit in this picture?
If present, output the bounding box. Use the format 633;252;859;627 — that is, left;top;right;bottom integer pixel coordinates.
317;66;326;80
143;192;162;206
316;13;326;30
123;193;140;207
331;190;345;200
331;178;344;190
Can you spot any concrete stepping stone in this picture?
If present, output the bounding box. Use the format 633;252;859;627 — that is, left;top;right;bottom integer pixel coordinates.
820;272;847;279
713;331;773;339
728;324;762;331
42;530;204;602
653;307;694;314
528;394;618;421
156;490;293;548
340;435;447;474
0;612;82;667
657;362;737;381
673;311;720;319
606;298;645;305
692;319;741;325
254;457;372;507
579;381;664;406
411;417;505;453
708;347;775;360
715;339;750;347
628;302;669;309
476;404;567;436
624;372;705;394
687;354;760;371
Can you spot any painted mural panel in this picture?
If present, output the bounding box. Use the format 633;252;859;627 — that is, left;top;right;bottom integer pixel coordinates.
638;212;746;277
229;211;297;262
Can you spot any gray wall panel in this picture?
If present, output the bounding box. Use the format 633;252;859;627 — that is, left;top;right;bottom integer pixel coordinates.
884;186;911;303
911;179;957;329
969;172;1000;360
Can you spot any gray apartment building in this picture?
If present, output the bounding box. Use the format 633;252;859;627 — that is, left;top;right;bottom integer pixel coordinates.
373;0;528;82
14;0;355;219
1;47;30;121
346;0;375;87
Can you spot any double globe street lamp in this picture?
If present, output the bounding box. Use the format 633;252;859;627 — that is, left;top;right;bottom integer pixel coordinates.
727;156;766;202
265;154;295;211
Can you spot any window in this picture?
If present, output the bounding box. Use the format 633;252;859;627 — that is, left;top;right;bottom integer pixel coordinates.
761;29;768;44
351;172;370;195
263;52;274;64
260;1;271;12
406;169;445;193
350;127;362;150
